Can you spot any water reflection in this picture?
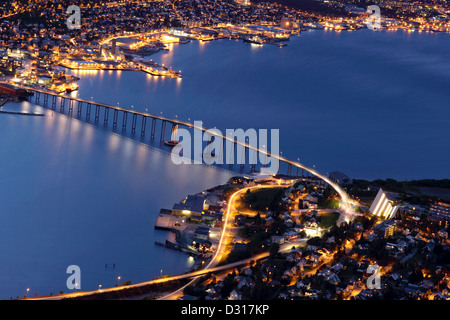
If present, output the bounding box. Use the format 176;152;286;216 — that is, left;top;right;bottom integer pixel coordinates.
107;132;121;153
0;101;233;298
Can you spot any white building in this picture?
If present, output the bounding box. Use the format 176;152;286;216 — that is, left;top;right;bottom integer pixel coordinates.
369;188;400;219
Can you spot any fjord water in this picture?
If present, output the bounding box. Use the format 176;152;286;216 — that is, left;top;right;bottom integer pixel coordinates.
0;29;449;298
69;29;450;180
0;103;233;298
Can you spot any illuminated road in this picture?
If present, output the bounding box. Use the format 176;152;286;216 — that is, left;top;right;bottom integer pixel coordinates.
29;241;307;300
28;252;270;300
0;9;25;19
28;184;305;301
157;184;284;300
99;29;169;45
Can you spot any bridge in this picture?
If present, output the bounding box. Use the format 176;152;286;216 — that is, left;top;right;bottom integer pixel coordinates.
10;85;355;300
13;84;352;213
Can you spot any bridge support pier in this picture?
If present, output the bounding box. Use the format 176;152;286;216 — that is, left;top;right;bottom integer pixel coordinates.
150;118;156;140
51;95;57;110
94;105;100;123
160;120;166;142
131;114;137;134
113;109;118;129
60;97;65;112
122;111;128;131
77;101;82;117
104;107;110;126
141;116;147;137
68;99;74;116
43;94;48;107
86;103;91;119
240;143;245;168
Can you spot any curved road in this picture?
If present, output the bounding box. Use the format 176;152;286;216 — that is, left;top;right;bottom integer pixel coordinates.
157;184;282;300
13;84;353;213
29;185;306;300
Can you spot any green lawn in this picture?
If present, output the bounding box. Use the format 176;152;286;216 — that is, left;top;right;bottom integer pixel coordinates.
318;198;340;209
237;187;287;212
319;211;340;228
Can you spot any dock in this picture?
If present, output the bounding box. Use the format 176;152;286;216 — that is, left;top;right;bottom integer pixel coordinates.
154;210;184;231
154;240;201;257
0;97;11;107
0;110;45;116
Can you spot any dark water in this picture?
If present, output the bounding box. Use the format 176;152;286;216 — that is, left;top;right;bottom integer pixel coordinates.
0;102;232;299
0;29;449;299
68;29;450;180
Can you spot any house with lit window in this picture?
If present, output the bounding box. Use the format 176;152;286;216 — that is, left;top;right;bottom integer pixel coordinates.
172;195;209;220
373;219;396;238
430;202;450;219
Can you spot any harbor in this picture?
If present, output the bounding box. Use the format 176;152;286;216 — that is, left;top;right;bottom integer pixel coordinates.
153;183;231;264
0;109;45;116
0;82;33;107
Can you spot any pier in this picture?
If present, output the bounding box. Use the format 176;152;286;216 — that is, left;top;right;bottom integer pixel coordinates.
154;211;184;232
0;110;45;116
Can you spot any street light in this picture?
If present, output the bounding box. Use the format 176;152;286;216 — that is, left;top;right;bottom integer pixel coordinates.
117;276;121;286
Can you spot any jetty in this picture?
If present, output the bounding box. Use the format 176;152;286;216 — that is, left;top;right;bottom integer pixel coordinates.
0;110;45;116
154;209;185;231
155;240;201;257
0;97;11;107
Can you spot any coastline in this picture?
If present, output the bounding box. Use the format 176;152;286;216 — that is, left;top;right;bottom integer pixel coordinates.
0;26;450;298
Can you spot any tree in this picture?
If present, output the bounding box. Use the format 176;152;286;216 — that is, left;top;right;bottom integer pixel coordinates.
253;212;263;226
220;273;236;299
269;243;280;259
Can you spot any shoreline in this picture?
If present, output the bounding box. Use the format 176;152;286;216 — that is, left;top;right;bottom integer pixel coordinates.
1;28;448;298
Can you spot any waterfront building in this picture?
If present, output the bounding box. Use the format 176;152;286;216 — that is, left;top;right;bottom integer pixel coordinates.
369;188;400;219
0;82;27;97
193;226;210;241
172;194;209;218
280;17;297;30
